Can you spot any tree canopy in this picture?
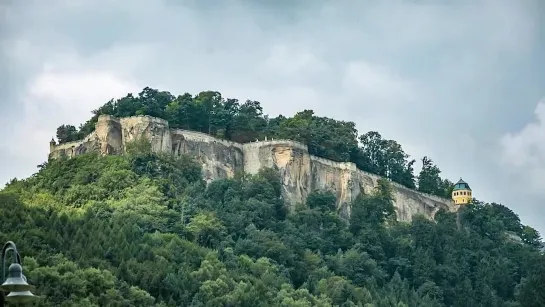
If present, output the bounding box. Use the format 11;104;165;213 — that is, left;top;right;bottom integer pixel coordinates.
3;138;544;306
55;87;453;198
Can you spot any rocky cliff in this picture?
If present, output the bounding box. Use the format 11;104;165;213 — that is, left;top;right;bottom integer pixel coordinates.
49;115;456;221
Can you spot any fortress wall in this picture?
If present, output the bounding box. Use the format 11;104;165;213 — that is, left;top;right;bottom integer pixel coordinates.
174;129;243;149
48;114;456;221
171;129;244;183
48;132;100;159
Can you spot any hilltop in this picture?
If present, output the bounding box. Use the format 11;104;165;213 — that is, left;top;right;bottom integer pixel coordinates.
49;114;455;222
1;86;543;306
55;87;454;198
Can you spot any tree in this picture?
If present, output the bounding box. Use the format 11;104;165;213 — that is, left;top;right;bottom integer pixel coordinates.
306;190;337;212
193;91;223;134
229;100;267;143
21;82;545;306
56;124;79;144
358;131;387;176
187;211;227;248
383;140;416;189
350;178;396;231
138;87;174;118
521;225;542;248
417;156;445;196
1;147;542;306
358;132;415;188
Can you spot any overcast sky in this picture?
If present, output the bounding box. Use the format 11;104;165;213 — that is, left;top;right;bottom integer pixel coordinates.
1;0;544;234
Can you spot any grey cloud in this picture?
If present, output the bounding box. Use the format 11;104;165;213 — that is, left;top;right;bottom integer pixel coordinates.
1;0;544;233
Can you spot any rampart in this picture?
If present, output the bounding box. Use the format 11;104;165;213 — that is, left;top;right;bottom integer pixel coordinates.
50;115;456;221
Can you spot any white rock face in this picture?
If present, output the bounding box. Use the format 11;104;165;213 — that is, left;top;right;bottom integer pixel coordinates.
50;115;456;221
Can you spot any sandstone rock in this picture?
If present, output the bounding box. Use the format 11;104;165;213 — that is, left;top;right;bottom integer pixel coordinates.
49;115;456;221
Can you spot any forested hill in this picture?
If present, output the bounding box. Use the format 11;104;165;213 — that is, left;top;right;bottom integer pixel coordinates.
0;86;535;306
3;134;544;306
55;87;453;198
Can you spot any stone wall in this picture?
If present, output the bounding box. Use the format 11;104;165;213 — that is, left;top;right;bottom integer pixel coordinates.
171;129;244;183
49;114;456;221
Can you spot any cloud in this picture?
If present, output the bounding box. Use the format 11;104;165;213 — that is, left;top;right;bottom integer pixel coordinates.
1;0;544;233
262;44;328;76
342;61;418;107
500;99;545;196
6;69;138;161
2;45;142;164
30;70;137;112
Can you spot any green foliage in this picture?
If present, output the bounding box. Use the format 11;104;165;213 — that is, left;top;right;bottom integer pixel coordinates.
55;86;453;197
2;150;543;306
125;136;153;155
417;156;452;198
56;124;80;143
350;179;396;231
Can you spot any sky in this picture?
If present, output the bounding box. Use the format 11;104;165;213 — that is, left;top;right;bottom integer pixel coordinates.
1;0;544;234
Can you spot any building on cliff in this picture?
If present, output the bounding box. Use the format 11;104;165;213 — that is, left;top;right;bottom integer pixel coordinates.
452;178;472;205
49;114;457;222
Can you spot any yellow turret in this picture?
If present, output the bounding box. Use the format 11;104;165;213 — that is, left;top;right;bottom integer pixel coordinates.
452;178;472;205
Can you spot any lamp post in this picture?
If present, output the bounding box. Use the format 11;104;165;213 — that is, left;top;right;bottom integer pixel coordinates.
0;241;38;306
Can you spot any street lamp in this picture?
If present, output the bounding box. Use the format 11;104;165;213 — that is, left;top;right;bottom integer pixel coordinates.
0;241;38;306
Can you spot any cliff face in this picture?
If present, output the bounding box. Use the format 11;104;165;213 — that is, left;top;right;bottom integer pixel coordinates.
50;115;456;221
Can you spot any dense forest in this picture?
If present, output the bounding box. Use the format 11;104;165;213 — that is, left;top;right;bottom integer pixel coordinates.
3;136;544;306
55;87;453;198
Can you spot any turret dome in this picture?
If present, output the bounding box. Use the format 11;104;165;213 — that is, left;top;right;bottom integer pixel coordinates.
453;178;471;191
